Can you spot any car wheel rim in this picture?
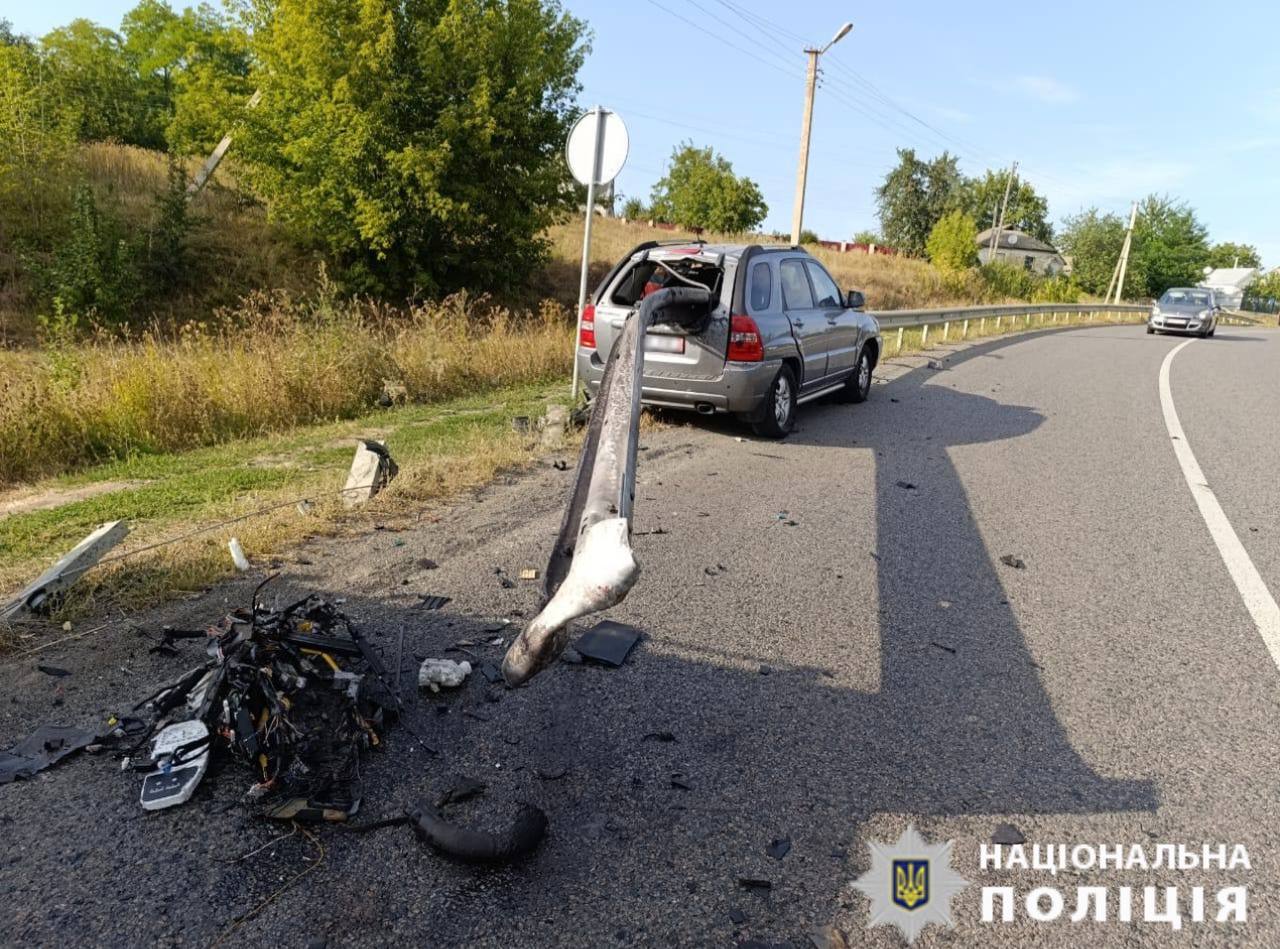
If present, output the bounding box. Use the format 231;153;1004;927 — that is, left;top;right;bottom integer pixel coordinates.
858;357;870;392
774;376;791;425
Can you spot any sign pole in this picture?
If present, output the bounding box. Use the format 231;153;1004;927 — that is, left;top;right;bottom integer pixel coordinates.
572;106;608;401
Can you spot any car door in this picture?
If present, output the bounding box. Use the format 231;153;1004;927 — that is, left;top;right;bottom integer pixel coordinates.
779;257;828;387
804;260;858;376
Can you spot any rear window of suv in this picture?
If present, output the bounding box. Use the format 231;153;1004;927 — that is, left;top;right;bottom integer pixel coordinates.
749;262;772;311
610;257;722;307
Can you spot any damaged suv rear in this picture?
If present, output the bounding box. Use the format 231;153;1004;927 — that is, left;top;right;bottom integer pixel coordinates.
577;241;881;437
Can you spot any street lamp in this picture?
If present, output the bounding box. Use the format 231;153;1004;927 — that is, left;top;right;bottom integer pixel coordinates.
790;21;853;245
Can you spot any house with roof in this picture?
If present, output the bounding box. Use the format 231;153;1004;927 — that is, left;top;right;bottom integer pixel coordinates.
976;228;1067;276
1198;267;1258;310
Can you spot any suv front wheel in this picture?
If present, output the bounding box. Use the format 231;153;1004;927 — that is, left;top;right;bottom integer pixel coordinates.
750;364;797;439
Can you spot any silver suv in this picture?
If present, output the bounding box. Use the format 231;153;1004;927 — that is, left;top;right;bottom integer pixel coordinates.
577;241;881;437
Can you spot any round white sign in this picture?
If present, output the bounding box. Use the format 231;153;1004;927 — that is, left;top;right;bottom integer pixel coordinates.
565;108;629;187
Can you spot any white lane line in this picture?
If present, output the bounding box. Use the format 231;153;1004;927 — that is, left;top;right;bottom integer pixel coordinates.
1159;339;1280;669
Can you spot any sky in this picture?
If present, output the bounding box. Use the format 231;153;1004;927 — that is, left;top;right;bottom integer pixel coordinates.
8;0;1279;264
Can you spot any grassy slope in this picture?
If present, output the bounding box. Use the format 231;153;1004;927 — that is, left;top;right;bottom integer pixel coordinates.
0;380;571;623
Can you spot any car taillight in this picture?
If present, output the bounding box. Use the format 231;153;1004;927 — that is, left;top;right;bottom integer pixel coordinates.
727;313;763;362
579;304;596;349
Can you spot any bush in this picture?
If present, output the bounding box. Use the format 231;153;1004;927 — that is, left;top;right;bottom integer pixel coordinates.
30;182;140;325
977;261;1037;300
620;197;646;220
925;210;979;272
798;229;820;244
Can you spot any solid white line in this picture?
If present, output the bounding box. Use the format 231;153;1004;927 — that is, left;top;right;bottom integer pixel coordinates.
1159;339;1280;669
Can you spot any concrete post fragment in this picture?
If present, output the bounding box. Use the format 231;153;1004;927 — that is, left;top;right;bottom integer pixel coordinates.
1;521;129;619
342;440;398;508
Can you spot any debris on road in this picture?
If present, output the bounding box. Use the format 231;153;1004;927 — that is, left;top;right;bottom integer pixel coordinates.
418;658;472;692
417;558;439;570
435;776;486;807
992;822;1026;845
894;480;918;491
999;554;1027;570
929;641;957;655
409;802;548;864
766;836;792;860
641;730;677;743
728;908;747;925
228;538;250;571
737;877;772;892
415;594;451;611
0;724;98;785
518;568;540;581
670;772;693;790
575;620;642;667
37;664;72;677
120;585;399;820
928;359;945;370
343;439;398;508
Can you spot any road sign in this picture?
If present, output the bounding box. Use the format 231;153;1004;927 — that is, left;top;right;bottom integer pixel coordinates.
567;107;629;399
566;108;629;186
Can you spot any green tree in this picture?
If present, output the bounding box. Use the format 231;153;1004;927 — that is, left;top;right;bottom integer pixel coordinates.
233;0;588;296
1205;241;1261;270
958;169;1053;244
925;209;979;272
620;196;646;220
1130;194;1209;297
874;148;963;257
648;143;767;234
41;19;159;146
1057;208;1129;296
798;228;819;244
852;229;883;246
0;41;78;244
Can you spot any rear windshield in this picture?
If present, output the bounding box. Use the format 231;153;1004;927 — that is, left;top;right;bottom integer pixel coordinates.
609;257;722;306
1160;289;1211;306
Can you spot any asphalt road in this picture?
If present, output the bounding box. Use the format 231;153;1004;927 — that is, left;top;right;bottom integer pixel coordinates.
2;322;1279;948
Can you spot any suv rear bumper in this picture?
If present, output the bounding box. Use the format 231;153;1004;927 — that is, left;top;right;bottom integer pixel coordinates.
576;348;775;415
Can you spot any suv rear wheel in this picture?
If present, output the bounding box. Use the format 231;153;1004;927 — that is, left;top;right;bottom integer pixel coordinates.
751;365;797;439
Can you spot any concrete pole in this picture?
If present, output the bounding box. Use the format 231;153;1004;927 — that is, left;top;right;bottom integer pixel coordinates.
988;161;1018;262
571;107;608;400
790;50;820;245
1113;201;1138;304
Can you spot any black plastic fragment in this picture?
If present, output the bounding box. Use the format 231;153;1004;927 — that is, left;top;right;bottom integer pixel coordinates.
409;803;548;864
36;665;71;678
0;724;98;784
766;837;792;860
999;554;1027;569
574;621;642;668
416;595;452;611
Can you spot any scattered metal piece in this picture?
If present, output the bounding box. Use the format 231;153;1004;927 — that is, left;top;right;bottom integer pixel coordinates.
894;480;918;491
499;577;516;589
436;776;486;808
37;665;72;678
737;877;772;892
929;641;956;654
574;621;642;667
999;554;1027;570
296;500;315;515
478;662;504;684
416;594;451;611
728;908;747;925
758;664;773;676
670;772;692;791
535;766;569;781
767;837;792;860
518;568;540;581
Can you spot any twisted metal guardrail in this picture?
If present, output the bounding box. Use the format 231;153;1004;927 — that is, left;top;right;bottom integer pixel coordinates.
867;302;1262;355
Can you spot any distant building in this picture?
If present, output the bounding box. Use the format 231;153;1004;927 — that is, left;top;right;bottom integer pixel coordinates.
1198;267;1258;309
976;228;1066;276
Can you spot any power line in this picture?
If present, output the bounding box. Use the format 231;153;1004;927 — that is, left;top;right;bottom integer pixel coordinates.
640;0;805;82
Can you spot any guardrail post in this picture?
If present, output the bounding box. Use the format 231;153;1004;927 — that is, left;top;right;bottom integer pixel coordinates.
895;326;904;353
921;323;929;347
980;317;986;334
1025;313;1031;326
995;315;1001;329
962;319;969;338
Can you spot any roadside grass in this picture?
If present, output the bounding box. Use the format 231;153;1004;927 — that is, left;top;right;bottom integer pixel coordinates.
0;291;573;486
0;380;574;625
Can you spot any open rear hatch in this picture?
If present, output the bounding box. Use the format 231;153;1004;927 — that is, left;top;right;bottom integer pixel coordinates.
589;247;729;378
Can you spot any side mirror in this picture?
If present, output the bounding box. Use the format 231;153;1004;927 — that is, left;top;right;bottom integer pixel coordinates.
846;289;866;310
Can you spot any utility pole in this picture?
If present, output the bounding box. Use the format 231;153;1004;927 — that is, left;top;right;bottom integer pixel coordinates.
1111;201;1138;304
987;161;1018;263
789;22;853;245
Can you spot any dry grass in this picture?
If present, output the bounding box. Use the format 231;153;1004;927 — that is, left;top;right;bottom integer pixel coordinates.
0;290;572;487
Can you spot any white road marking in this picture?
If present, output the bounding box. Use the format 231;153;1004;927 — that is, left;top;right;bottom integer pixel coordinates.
1159;339;1280;669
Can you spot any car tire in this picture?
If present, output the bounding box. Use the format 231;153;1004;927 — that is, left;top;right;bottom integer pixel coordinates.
838;347;873;403
751;365;797;439
1146;325;1155;335
1208;326;1216;337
